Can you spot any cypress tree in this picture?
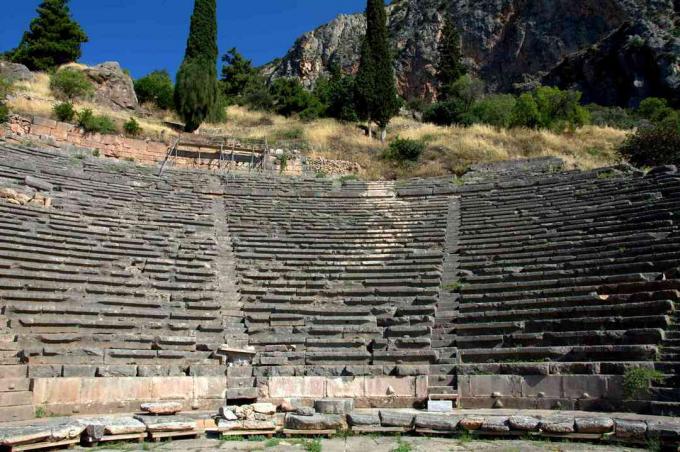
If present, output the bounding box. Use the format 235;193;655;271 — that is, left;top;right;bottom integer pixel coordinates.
175;0;219;132
437;14;466;99
355;0;399;141
6;0;88;72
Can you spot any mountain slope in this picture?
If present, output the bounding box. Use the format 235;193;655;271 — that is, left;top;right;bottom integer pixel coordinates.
263;0;679;105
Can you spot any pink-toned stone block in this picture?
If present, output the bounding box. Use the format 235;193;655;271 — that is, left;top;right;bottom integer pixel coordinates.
151;377;194;400
364;377;415;397
193;376;226;399
415;376;428;398
80;378;152;404
268;377;326;398
32;378;82;405
326;377;365;398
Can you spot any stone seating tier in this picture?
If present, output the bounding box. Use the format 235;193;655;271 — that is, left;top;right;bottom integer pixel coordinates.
0;141;678;418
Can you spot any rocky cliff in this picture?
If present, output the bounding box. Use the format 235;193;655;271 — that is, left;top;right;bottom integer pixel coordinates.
263;0;679;106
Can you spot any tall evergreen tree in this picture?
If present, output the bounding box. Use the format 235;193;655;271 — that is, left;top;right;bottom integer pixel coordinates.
437;14;466;99
220;48;259;100
355;0;399;141
174;0;219;132
6;0;88;72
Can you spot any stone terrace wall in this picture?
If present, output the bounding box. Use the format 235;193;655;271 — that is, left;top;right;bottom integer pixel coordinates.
2;115;360;177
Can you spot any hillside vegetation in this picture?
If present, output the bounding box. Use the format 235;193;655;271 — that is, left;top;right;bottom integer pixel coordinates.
6;72;626;180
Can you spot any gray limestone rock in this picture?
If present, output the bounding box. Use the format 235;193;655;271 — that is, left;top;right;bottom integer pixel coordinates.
481;417;510;433
379;411;414;428
540;417;575;434
508;416;541;431
285;413;344;430
314;398;354;415
616;418;649;439
133;415;196;432
414;414;461;431
296;407;316;416
575;417;614;434
347;412;381;426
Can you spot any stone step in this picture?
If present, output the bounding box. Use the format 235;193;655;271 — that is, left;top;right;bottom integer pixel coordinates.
0;404;34;423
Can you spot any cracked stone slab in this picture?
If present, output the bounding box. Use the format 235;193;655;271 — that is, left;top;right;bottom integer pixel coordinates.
133;415;196;432
141;402;183;415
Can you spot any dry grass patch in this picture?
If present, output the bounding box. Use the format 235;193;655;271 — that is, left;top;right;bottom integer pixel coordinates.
5;77;627;180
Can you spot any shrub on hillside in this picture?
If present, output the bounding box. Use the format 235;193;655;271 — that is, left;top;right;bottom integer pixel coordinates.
383;137;425;162
0;76;13;124
53;101;75;122
270;78;323;119
50;69;93;100
123;117;141;137
467;94;516;128
510;93;541;128
533;86;590;131
76;108;117;134
637;97;668;121
423;75;486;126
134;70;174;110
619;122;680;167
0;103;9;124
587;104;639;129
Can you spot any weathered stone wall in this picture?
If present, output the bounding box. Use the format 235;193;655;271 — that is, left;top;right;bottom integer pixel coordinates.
2;115;361;177
31;376;226;416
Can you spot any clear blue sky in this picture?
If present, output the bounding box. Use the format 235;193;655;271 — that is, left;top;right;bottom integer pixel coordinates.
1;0;369;79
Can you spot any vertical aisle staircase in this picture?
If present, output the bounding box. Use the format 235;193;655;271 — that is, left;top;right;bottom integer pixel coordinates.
428;197;460;406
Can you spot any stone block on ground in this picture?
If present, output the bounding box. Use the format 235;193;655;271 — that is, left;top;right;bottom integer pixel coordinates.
646;422;680;441
379;410;414;428
141;402;182;415
575;417;614;434
219;406;237;421
296;407;316;416
508;415;540;431
79;417;146;440
415;413;460;431
459;416;485;431
314;398;354;415
252;402;277;415
427;400;453;412
285;413;344;430
481;417;510;433
0;426;50;447
133;415;196;432
539;417;575;434
614;419;647;439
347;412;380;426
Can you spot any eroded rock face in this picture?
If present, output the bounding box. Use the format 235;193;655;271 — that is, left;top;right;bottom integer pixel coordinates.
0;60;33;82
67;62;139;111
264;0;678;105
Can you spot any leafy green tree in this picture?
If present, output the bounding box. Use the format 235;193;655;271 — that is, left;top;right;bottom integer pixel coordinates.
468;94;516;128
174;0;219;132
355;0;400;140
240;77;274;111
533;86;590;130
619;122;680;167
314;63;358;122
511;92;541;128
134;70;174;110
270;78;323;119
220;48;260;100
6;0;88;71
437;14;466;98
423;75;485;126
